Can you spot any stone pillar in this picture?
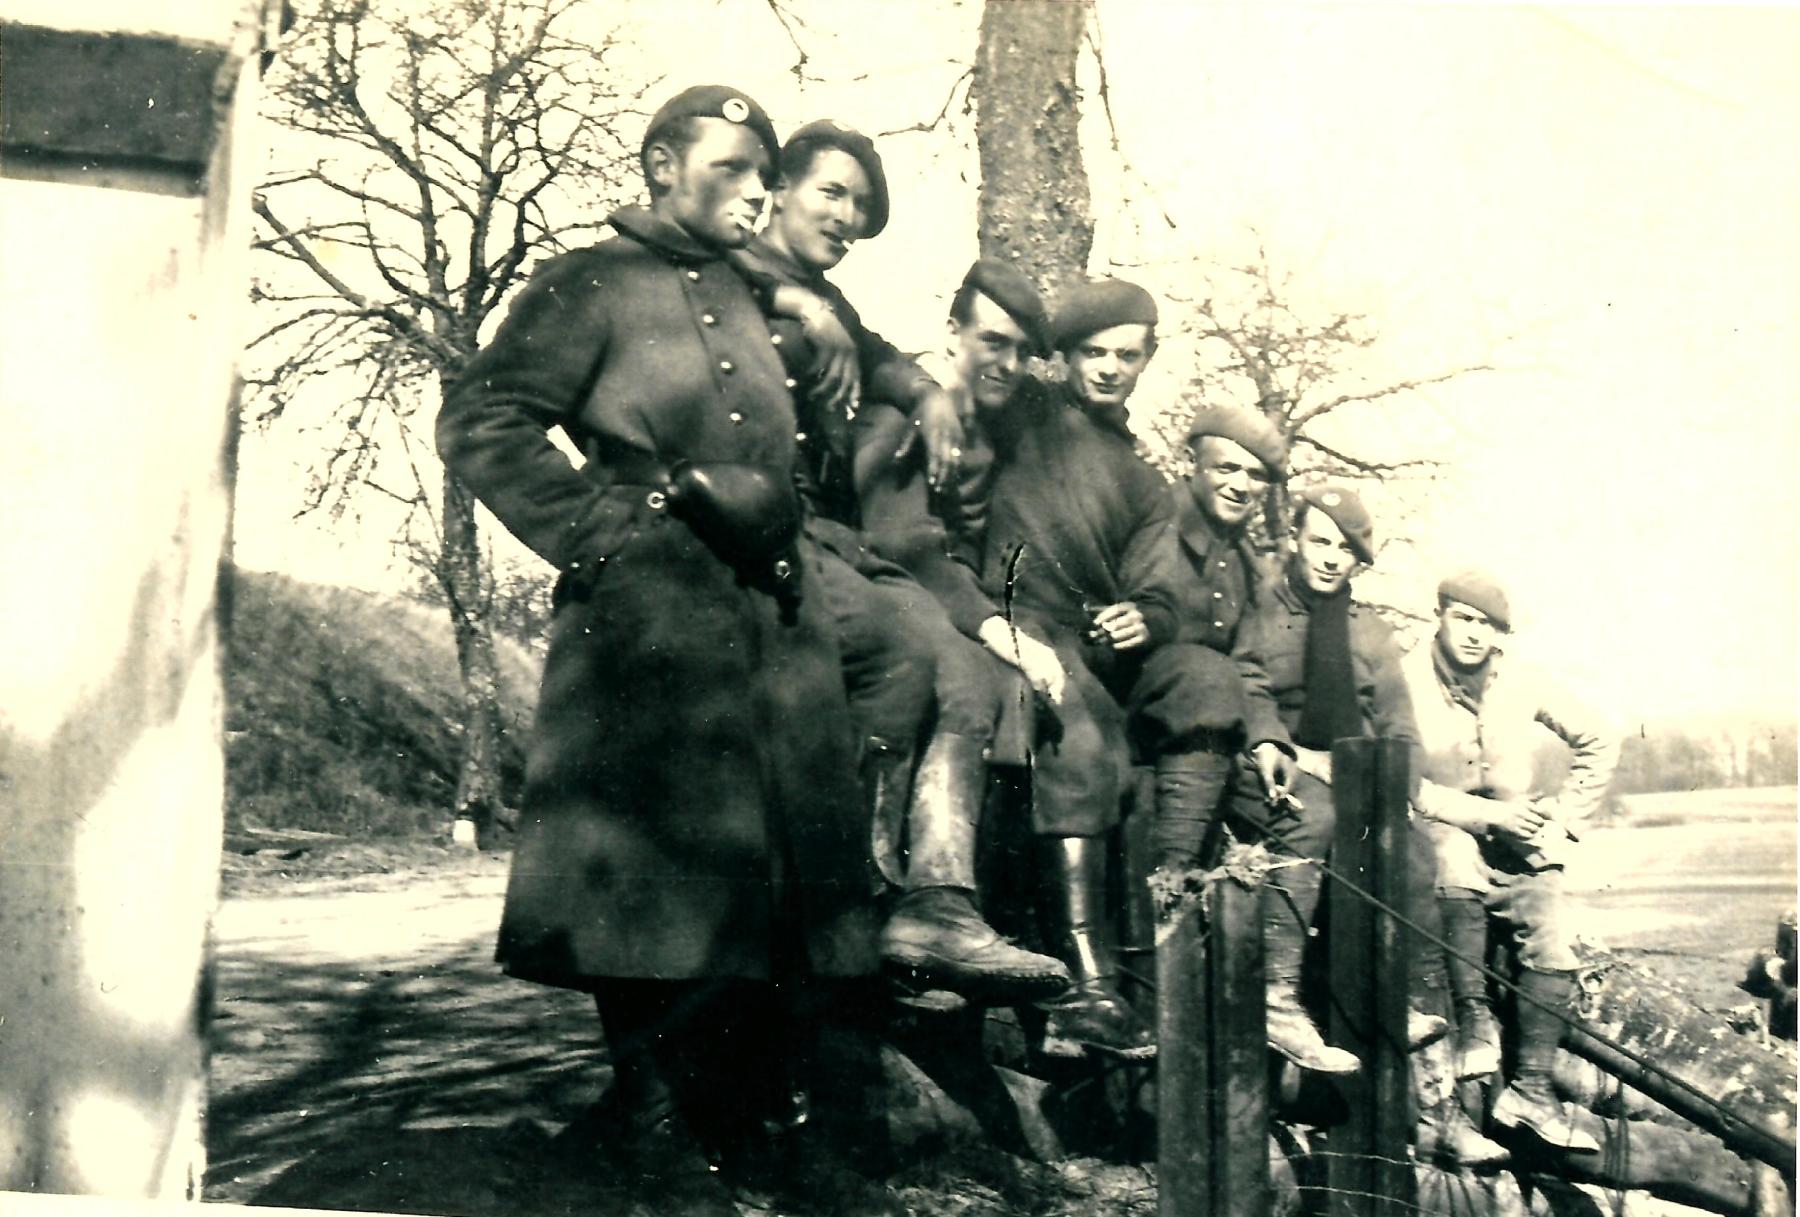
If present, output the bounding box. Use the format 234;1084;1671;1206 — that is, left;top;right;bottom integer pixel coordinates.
0;1;274;1197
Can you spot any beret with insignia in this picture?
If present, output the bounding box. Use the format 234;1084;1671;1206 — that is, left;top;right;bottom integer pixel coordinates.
957;258;1050;355
642;84;779;167
1296;483;1375;564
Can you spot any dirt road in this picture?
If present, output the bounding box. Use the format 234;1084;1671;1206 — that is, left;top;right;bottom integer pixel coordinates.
205;862;611;1212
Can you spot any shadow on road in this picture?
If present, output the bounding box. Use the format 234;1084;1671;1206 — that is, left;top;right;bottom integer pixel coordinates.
205;929;619;1214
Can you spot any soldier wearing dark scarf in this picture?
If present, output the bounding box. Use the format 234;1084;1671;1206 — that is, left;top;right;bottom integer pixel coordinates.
1230;487;1471;1094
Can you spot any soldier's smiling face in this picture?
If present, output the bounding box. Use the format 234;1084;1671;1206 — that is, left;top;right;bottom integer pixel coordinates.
1437;602;1501;669
1065;324;1154;410
1291;507;1361;595
649;118;771;250
771;148;872;273
1192;435;1274;529
950;289;1031;411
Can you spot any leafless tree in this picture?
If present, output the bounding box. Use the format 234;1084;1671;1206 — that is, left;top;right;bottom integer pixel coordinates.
246;0;645;842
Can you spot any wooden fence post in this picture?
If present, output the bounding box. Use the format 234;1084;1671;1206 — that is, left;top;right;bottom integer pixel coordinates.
1157;859;1270;1216
1321;737;1412;1216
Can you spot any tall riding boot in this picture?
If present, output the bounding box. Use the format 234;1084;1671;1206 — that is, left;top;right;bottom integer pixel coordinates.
880;733;1070;1005
863;736;916;890
1035;835;1157;1060
1151;745;1236;870
1264;859;1359;1074
1491;967;1600;1153
1442;892;1503;1078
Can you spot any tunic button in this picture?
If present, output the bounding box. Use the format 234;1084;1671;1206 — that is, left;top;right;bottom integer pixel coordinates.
770;333;783;345
1213;620;1225;629
784;378;798;389
796;431;808;442
728;411;744;424
719;360;735;374
1213;591;1224;600
687;269;701;282
701;312;718;325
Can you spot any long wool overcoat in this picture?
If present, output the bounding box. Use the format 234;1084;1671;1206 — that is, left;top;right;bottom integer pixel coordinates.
436;206;879;987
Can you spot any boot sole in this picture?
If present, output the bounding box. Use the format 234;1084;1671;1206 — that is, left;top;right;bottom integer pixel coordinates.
1490;1102;1601;1153
1040;1033;1157;1062
881;949;1072;1005
1269;1042;1360;1075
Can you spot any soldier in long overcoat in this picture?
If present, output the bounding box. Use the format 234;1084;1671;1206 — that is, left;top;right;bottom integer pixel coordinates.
435;85;877;1211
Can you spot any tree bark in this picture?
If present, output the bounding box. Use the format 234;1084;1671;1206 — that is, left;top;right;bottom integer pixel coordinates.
975;0;1094;301
441;465;507;848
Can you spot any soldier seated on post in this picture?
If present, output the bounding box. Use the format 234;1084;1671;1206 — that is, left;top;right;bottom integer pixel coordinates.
1408;569;1622;1154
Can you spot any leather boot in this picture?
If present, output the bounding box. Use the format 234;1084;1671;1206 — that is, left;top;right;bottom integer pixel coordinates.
1035;835;1157;1060
1442;893;1503;1078
1413;1033;1508;1168
1491;967;1600;1153
863;735;914;889
880;733;1070;1005
1264;859;1359;1074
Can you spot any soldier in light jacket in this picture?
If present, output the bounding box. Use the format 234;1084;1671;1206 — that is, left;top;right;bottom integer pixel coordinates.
1408;569;1622;1154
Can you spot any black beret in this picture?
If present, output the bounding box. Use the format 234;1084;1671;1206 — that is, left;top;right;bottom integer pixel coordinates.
1049;279;1158;352
1296;484;1375;564
782;119;890;238
1187;406;1289;476
1438;569;1512;632
958;258;1050;355
642;85;779;168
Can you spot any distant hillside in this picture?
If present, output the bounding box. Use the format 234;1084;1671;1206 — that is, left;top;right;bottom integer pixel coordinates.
224;569;542;837
1614;785;1797;827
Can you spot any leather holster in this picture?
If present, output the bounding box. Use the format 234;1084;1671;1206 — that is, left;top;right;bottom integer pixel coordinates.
666;461;803;600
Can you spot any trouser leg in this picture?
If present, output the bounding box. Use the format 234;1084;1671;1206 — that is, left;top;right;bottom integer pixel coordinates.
1150;739;1236;869
1491;966;1600;1152
1404;822;1451;1049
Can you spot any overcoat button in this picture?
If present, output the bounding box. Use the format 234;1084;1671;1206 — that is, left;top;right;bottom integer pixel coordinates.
701;312;718;325
687;269;701;282
770;333;783;345
784;378;798;389
719;360;735;374
728;411;744;424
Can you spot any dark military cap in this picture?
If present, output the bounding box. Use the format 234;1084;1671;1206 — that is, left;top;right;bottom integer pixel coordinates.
642;85;779;167
1187;405;1289;476
1438;568;1512;632
1296;483;1375;564
1049;278;1158;353
782;120;890;238
958;258;1050;355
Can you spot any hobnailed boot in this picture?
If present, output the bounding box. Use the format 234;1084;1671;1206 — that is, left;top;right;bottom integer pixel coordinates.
1490;967;1601;1153
1036;835;1157;1060
880;733;1070;1006
1442;893;1504;1078
1264;858;1359;1074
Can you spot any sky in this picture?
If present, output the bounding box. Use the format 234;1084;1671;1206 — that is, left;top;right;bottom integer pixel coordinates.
236;0;1800;725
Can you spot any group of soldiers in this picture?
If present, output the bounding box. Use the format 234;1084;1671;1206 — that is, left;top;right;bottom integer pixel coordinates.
435;83;1622;1214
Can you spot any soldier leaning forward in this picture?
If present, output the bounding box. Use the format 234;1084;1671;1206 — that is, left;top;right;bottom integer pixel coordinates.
435;85;877;1213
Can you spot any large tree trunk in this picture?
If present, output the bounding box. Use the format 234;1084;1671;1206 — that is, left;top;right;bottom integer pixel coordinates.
441;466;508;849
974;0;1094;300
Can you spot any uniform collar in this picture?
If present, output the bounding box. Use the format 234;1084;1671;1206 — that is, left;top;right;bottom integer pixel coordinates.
1272;572;1364;617
1062;381;1136;441
737;233;821;288
1176;489;1248;568
609;205;730;264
